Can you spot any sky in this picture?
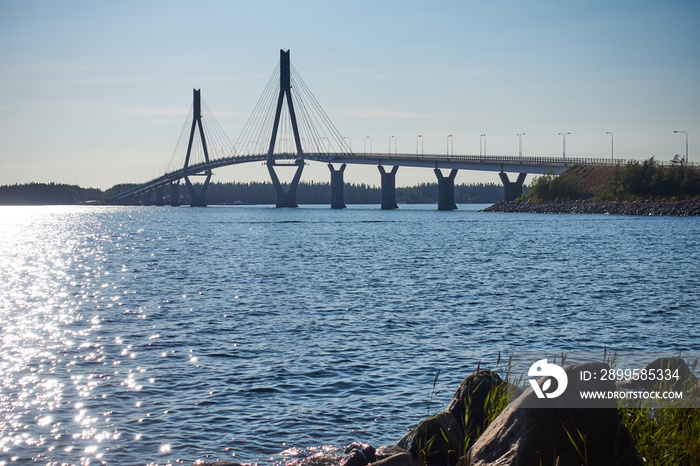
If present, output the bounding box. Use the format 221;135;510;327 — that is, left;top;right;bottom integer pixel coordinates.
1;0;699;189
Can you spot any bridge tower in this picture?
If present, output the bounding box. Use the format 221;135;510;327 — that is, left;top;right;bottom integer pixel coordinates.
183;89;212;207
267;49;305;208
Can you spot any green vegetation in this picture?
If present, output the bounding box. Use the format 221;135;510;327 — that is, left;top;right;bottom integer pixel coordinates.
621;407;700;465
0;181;505;205
527;156;700;202
420;355;700;466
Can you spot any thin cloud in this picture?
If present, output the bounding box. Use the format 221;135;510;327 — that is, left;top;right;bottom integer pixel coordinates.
350;109;423;118
16;76;262;84
131;107;249;118
133;107;190;116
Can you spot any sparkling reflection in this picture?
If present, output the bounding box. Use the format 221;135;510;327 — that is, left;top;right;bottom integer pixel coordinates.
1;205;698;465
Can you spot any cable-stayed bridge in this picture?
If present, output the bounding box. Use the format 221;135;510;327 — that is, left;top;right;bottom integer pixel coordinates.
111;50;624;209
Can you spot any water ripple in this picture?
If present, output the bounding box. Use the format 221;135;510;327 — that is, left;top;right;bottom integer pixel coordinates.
0;205;698;464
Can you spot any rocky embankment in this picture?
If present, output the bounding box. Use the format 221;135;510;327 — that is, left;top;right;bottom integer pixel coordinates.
196;357;700;466
481;200;700;216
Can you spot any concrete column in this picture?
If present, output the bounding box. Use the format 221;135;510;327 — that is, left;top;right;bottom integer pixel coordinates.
144;191;154;206
170;182;180;207
499;172;527;202
435;168;458;210
155;186;164;206
185;172;211;207
328;163;346;209
378;165;399;210
267;159;304;208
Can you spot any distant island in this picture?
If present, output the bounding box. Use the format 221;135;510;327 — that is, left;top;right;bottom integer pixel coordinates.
484;156;700;216
0;181;505;206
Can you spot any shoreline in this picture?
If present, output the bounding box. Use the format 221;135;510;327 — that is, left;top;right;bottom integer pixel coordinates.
481;199;700;216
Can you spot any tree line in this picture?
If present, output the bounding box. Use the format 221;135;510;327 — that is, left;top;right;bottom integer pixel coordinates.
0;182;103;205
1;181;505;205
528;156;700;201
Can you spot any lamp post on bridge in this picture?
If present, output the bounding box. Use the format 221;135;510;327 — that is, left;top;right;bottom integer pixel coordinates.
606;132;614;163
674;130;688;163
447;134;453;156
416;135;423;156
390;135;396;156
559;132;570;161
517;133;525;161
343;137;352;152
480;134;486;157
365;136;372;155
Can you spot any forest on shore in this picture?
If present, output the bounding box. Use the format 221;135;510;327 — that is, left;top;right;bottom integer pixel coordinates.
527;156;700;201
0;181;506;206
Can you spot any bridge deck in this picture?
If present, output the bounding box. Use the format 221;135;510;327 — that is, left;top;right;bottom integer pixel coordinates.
112;152;620;201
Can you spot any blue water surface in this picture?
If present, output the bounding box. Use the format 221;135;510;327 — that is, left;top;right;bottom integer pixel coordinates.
1;204;698;464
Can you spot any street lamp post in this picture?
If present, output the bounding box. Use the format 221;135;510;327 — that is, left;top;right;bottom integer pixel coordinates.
674;131;689;163
606;132;614;162
416;135;423;155
447;134;453;156
390;135;396;156
364;136;372;155
480;134;486;157
517;133;525;161
343;136;352;152
559;132;570;161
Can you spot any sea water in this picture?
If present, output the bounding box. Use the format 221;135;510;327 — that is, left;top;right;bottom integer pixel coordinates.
1;204;698;464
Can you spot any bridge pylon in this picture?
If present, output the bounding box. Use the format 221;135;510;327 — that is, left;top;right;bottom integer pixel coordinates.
267;49;305;208
183;89;212;207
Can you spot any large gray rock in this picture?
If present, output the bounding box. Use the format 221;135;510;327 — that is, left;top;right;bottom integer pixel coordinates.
445;369;515;448
370;452;417;466
340;442;377;466
375;444;407;460
466;362;641;466
620;357;698;392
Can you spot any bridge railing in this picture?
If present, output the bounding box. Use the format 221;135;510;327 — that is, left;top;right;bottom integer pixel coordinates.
307;152;628;166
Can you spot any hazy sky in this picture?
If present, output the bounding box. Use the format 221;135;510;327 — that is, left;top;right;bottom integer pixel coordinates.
1;0;698;189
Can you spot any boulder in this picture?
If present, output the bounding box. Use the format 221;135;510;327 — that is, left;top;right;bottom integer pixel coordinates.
445;369;516;448
397;411;465;466
620;357;698;393
340;442;377;466
371;452;417;466
466;362;641;466
375;444;407;460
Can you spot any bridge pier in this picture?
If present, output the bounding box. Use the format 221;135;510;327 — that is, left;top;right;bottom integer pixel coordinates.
185;171;211;207
268;159;304;208
143;191;155;206
328;163;346;209
499;172;527;202
155;186;165;206
434;168;458;210
378;165;399;210
170;182;180;207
